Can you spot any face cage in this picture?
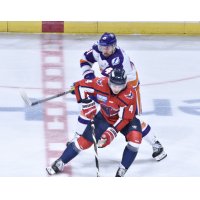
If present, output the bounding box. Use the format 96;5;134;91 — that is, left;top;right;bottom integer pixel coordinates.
98;43;116;54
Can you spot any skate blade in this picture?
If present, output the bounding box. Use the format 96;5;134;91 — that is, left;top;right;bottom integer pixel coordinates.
155;151;167;162
46;166;56;175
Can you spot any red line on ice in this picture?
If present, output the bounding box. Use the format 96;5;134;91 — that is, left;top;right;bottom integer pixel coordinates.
41;35;72;177
140;75;200;86
1;74;200;89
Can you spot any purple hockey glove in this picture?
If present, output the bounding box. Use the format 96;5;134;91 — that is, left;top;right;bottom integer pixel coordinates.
83;70;96;79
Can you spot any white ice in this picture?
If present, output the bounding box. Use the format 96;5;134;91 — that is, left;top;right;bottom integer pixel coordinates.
0;33;200;177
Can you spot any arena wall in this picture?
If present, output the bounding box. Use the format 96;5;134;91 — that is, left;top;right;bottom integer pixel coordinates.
0;21;200;35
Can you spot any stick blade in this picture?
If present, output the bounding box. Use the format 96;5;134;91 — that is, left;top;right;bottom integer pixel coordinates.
20;89;32;107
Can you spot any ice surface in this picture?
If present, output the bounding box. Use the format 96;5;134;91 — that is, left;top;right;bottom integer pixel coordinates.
0;33;200;177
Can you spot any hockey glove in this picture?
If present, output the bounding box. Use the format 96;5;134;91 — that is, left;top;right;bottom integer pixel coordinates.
98;127;117;148
70;82;76;95
82;99;97;120
83;70;96;79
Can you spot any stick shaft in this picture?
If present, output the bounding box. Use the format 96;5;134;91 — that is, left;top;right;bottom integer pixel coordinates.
91;118;100;177
20;87;75;107
31;90;71;105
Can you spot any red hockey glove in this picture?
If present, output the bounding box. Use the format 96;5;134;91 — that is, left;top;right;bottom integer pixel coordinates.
82;99;97;120
98;127;117;148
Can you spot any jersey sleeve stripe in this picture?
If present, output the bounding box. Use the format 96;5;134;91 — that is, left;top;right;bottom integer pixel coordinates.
77;86;94;102
77;86;82;103
80;59;88;64
127;71;139;88
81;86;95;91
113;118;123;129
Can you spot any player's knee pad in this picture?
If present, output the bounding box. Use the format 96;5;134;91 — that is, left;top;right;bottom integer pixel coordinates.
75;136;93;151
126;131;142;152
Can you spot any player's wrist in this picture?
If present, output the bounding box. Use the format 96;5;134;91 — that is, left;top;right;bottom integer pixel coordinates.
83;70;96;79
107;127;117;138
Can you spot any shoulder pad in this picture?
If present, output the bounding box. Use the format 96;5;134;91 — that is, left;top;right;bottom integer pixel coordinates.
93;41;99;46
92;42;101;53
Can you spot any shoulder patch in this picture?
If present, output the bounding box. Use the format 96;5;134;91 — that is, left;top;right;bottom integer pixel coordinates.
112;57;120;66
96;79;103;86
124;91;133;99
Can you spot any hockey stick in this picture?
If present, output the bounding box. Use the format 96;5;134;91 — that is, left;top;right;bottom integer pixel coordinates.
20;87;75;107
91;114;100;177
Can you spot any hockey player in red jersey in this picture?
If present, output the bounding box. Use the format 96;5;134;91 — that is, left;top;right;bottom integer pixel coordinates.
46;68;142;177
68;32;167;161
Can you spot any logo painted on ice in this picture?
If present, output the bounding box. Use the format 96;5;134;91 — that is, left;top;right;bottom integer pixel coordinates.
125;91;133;99
112;57;120;66
97;94;108;103
97;79;103;86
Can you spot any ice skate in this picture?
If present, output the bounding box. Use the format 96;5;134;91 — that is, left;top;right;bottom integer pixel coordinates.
152;141;167;161
115;164;128;177
46;158;64;175
66;132;81;147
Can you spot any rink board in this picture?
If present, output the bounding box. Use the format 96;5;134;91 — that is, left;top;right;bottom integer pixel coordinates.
1;21;200;35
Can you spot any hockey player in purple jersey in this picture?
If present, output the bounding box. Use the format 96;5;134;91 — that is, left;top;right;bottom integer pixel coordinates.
69;32;167;162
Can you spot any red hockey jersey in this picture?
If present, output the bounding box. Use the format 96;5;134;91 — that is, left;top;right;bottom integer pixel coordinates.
75;77;137;132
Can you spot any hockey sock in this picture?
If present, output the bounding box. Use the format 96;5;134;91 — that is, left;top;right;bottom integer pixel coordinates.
60;142;80;164
143;127;157;145
121;146;138;169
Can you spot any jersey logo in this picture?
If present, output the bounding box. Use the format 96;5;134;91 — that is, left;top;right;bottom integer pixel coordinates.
97;94;108;103
101;104;119;117
125;91;133;99
97;79;103;86
112;57;120;66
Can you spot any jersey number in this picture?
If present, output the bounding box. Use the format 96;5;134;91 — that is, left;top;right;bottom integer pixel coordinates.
129;105;133;113
86;49;93;55
105;67;113;75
